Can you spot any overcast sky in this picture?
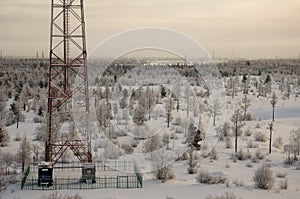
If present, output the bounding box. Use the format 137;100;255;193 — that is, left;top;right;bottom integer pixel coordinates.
0;0;299;58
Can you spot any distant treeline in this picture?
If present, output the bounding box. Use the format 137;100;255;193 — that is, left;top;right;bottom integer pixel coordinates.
216;59;300;77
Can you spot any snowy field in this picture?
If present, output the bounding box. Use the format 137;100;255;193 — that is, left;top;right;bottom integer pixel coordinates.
0;59;300;199
2;94;300;199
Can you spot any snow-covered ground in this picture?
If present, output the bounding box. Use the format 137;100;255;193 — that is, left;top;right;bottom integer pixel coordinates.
1;75;300;199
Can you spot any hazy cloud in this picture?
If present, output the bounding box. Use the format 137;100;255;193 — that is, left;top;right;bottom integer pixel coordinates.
1;0;299;58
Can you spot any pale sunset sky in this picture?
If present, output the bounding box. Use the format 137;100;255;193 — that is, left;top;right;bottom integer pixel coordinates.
0;0;299;58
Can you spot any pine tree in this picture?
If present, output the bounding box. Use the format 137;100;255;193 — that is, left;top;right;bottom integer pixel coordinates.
265;74;271;84
186;123;197;145
192;129;204;150
161;86;167;98
270;92;278;122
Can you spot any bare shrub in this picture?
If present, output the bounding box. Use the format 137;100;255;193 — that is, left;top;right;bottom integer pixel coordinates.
130;140;139;148
225;136;232;148
232;179;244;187
225;180;230;187
116;130;127;137
235;149;244;160
278;179;288;190
155;164;175;183
96;139;107;148
166;196;175;199
14;133;21;141
196;170;227;184
202;141;208;150
245;129;252;136
256;122;261;128
104;142;120;159
245;113;255;121
34;125;47;142
235;149;251;161
254;149;265;160
255;132;267;142
247;140;258;148
153;152;175;182
237;128;243;136
121;143;134;154
253;164;274;190
173;117;181;125
196;170;211;183
246;162;253;168
0;176;6;192
276;172;287;178
251;157;259;163
219;122;231;141
41;192;82;199
0;123;9;146
208;147;218;160
187;147;198;174
273;136;283;149
179;151;188;160
143;134;160;153
175;127;183;134
205;192;240;199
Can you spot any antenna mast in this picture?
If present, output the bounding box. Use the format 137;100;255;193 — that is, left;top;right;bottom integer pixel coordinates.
46;0;91;164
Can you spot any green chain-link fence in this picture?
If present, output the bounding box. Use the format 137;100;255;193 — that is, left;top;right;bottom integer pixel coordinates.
21;160;143;190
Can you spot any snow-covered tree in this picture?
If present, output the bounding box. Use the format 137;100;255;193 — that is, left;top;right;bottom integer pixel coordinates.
119;97;127;109
133;104;146;125
184;84;190;117
97;101;112;127
253;164;274;190
227;76;238;98
187;146;198;174
241;94;251;120
145;86;155;120
185;123;198;146
165;97;173;128
231;109;243;153
211;99;221;126
242;74;250;94
143;134;161;153
152;150;175;182
0;123;9;147
289;128;300;160
0;151;14;174
270;92;278;122
286;79;291;99
103;141;120;159
17;134;32;172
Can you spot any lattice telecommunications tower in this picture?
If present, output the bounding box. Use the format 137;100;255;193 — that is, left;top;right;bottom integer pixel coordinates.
45;0;92;164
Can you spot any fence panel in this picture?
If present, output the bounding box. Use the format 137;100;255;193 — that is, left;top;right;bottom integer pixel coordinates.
21;160;143;190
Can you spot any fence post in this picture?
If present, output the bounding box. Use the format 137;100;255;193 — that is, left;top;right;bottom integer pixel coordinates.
117;176;118;188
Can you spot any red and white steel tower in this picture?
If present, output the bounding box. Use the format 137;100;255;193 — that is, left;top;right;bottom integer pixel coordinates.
45;0;91;164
